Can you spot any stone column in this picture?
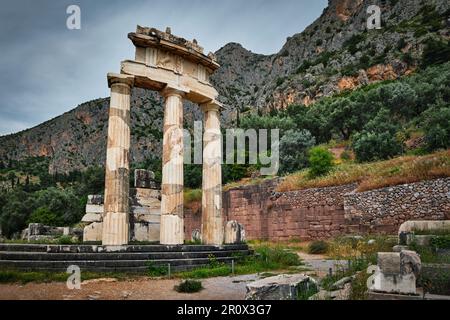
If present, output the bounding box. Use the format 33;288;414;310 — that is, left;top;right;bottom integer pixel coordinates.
102;74;134;246
160;87;186;245
201;102;224;245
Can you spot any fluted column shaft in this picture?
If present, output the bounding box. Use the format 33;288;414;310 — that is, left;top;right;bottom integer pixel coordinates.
160;88;185;245
102;75;134;246
201;103;223;245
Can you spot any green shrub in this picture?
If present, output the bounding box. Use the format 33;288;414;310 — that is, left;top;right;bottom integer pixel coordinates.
353;131;403;162
308;241;329;254
57;235;75;245
174;280;204;293
422;104;450;151
308;147;335;178
27;207;61;226
421;38;450;68
430;235;450;250
255;246;301;267
147;262;168;277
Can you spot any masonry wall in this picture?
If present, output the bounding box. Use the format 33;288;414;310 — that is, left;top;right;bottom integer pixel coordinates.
184;178;450;241
344;178;450;234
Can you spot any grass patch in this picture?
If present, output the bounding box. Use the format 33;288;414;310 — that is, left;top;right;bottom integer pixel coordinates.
414;228;450;236
308;241;329;254
174;245;302;280
184;189;202;206
174;280;203;293
327;235;396;262
277;150;450;192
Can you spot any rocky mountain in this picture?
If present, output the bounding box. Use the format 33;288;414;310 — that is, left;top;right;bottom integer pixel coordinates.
0;0;449;173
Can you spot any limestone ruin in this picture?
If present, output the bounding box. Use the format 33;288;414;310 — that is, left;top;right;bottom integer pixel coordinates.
102;26;223;246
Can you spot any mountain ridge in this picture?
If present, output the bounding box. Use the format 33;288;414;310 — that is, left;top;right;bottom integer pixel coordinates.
1;0;449;173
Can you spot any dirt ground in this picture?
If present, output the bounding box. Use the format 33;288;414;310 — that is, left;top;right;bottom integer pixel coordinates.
0;243;342;300
0;274;259;300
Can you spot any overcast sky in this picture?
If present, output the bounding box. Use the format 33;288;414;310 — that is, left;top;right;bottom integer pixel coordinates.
0;0;327;136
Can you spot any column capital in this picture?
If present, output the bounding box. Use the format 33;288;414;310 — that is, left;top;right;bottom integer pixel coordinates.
161;85;188;98
201;100;223;113
107;73;135;89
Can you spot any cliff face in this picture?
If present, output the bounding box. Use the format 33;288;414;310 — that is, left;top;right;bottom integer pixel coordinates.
0;0;449;173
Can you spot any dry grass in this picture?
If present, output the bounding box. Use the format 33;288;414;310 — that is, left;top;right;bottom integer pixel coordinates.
183;189;202;213
223;176;276;191
277;150;450;193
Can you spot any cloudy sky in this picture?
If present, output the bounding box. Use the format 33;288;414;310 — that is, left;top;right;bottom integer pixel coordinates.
0;0;327;136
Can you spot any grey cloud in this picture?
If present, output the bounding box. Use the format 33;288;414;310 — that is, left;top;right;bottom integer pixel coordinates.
0;0;327;135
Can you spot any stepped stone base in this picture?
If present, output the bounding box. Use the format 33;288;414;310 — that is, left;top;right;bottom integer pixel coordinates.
0;243;252;273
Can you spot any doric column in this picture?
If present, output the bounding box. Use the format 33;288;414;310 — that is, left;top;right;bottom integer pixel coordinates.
160;87;186;245
201;102;223;245
102;74;134;246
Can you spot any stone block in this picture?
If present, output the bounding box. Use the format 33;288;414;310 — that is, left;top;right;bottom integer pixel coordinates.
246;274;317;300
370;250;421;295
85;204;104;214
132;222;160;242
134;169;158;189
399;220;450;235
87;195;104;205
224;220;246;244
372;272;417;295
83;222;103;242
400;250;421;277
82;213;103;223
191;229;201;242
133;212;160;224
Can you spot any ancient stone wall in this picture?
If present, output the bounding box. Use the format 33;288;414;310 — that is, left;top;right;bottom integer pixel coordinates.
184;178;450;241
268;184;356;241
344;178;450;234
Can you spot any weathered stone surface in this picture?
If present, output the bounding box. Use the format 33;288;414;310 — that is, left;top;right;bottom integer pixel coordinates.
102;76;133;246
330;276;354;291
245;274;316;300
371;250;421;295
21;223;82;242
393;245;409;253
84;222;103;242
132;222;159;242
309;283;351;300
186;178;450;242
87;195;104;205
378;253;401;274
191;229;201;242
400;250;421;277
201;102;224;245
134;169;157;189
82;213;103;223
224;220;245;244
345;179;450;234
85;204;104;214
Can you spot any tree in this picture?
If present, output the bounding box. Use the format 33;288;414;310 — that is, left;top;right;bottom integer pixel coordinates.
422;102;450;151
308;147;335;178
279;130;316;174
421;38;450;68
352;108;404;162
27;207;61;226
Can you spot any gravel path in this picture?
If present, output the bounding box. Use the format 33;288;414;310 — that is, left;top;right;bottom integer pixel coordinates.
0;274;260;300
